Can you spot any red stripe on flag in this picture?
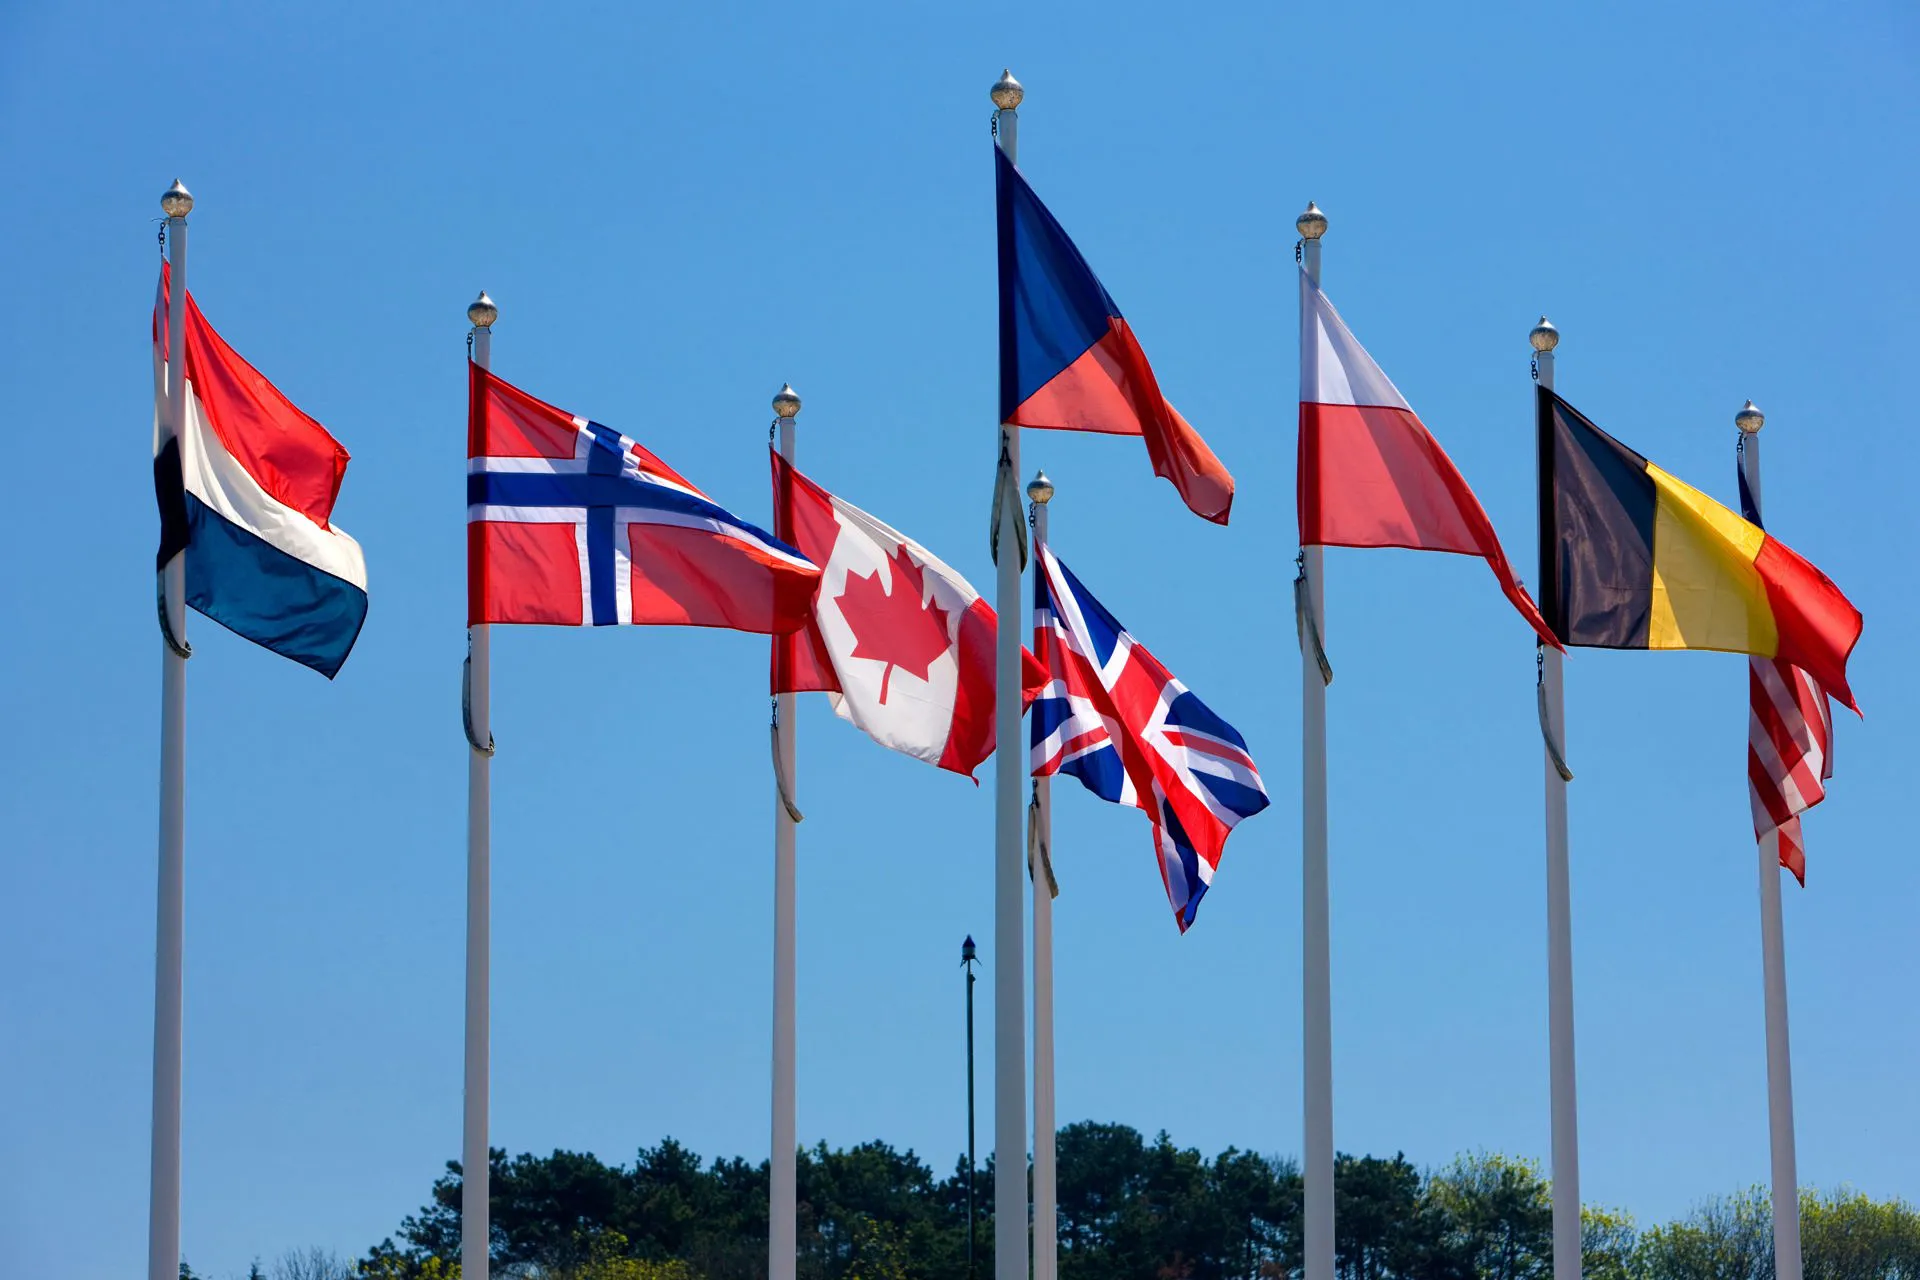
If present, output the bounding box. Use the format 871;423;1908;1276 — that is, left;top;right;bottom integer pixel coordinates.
1752;534;1863;714
1298;401;1558;647
769;449;841;694
1010;319;1234;525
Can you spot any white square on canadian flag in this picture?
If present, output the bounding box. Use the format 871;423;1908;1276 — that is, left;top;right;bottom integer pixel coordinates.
773;450;1031;777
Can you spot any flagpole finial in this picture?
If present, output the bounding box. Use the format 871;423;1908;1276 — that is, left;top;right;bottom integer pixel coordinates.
991;69;1023;110
1735;400;1765;434
1529;316;1560;352
467;292;498;329
1296;202;1327;240
1026;470;1054;504
961;935;978;966
161;179;194;218
772;383;802;419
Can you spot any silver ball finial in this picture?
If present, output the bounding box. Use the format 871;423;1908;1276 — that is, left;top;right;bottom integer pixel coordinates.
991;69;1024;110
161;179;194;218
1296;202;1327;240
1529;315;1559;352
1735;399;1765;435
772;383;801;419
1026;469;1054;504
467;291;498;329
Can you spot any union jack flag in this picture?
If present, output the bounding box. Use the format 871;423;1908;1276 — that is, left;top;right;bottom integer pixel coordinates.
1741;453;1834;885
1029;544;1269;931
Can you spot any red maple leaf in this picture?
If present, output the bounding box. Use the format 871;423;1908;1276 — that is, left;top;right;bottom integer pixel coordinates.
836;543;954;704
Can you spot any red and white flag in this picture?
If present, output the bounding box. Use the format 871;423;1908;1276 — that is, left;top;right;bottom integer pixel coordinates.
772;450;1042;777
1298;269;1557;646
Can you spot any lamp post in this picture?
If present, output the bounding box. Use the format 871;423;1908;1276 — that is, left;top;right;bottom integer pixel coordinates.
962;934;979;1280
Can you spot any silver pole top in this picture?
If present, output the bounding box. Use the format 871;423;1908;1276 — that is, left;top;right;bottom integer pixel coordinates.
468;291;498;329
1735;399;1765;434
1529;316;1560;353
772;382;802;419
991;69;1024;110
1026;469;1054;504
161;179;194;218
1296;202;1328;240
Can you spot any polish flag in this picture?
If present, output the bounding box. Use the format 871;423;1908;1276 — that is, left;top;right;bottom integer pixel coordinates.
772;450;1044;777
1297;268;1557;646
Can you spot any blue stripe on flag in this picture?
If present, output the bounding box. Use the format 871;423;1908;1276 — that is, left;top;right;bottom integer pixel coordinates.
184;496;367;679
1165;690;1251;751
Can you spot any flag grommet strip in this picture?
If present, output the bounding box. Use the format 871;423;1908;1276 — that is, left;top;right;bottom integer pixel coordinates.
1293;554;1332;686
462;654;494;756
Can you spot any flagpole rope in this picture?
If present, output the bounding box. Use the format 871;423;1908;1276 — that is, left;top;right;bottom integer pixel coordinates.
1537;644;1573;781
1293;552;1332;686
156;578;191;658
1027;784;1057;899
989;432;1028;570
771;698;803;822
462;652;494;756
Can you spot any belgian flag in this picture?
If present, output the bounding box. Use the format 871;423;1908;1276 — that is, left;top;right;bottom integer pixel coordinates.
1537;388;1862;712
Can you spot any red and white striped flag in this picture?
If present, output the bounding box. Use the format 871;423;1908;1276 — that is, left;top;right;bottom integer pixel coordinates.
1749;657;1833;885
1740;455;1836;886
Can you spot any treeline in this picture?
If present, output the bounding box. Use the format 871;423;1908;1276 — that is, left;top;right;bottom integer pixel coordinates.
203;1122;1919;1280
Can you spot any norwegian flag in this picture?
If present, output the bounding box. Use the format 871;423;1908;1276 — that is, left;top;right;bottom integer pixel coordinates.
1029;544;1269;930
1741;456;1834;886
468;365;820;631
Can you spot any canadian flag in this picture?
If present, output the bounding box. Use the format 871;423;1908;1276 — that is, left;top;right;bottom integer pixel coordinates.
772;450;1043;777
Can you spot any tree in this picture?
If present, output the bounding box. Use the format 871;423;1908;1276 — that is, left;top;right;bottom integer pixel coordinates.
1635;1187;1774;1280
272;1247;356;1280
1425;1152;1552;1280
353;1132;1920;1280
1798;1187;1920;1280
1581;1204;1639;1280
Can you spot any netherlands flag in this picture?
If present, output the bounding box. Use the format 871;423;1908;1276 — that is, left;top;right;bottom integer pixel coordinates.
152;267;369;679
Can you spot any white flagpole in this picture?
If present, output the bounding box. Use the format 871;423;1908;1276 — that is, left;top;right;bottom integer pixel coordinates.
1295;201;1335;1280
464;290;499;1280
770;383;803;1280
149;176;193;1280
989;66;1031;1280
1736;399;1804;1280
1531;317;1582;1280
1027;470;1056;1280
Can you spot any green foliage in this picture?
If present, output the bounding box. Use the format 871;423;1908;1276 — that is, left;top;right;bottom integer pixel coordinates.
351;1130;1919;1280
1635;1186;1776;1280
1799;1187;1920;1280
1581;1204;1639;1280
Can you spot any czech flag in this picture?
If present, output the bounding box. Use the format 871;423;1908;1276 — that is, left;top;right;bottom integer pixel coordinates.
153;267;369;678
1538;388;1862;712
995;146;1234;525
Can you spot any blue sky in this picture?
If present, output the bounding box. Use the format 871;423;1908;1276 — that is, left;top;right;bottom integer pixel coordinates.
2;2;1915;1275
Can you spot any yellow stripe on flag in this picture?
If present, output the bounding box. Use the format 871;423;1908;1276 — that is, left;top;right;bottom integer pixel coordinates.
1646;463;1778;655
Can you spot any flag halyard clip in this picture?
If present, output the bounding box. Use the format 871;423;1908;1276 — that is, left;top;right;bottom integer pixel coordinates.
1536;646;1573;782
462;653;494;756
771;698;804;823
156;576;192;659
989;431;1029;570
1293;553;1332;686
